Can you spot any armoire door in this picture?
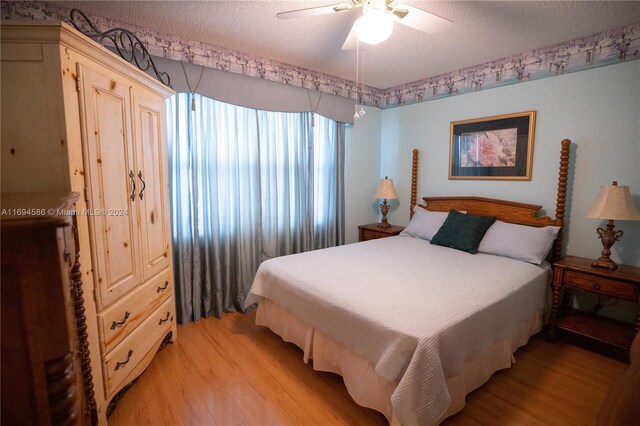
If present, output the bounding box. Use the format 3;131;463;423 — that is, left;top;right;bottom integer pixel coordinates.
132;88;172;281
78;64;141;308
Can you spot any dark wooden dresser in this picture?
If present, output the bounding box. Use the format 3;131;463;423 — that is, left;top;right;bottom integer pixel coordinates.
1;193;95;425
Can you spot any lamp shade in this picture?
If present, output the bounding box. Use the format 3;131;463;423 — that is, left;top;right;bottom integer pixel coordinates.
586;181;640;220
373;177;398;200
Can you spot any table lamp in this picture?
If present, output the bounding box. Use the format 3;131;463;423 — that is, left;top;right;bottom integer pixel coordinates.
586;181;640;270
373;176;398;228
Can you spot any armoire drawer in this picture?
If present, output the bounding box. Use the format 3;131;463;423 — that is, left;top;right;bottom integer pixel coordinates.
98;269;173;354
103;297;174;396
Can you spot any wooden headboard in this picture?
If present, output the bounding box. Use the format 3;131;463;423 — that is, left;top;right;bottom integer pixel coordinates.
410;139;572;261
421;197;557;227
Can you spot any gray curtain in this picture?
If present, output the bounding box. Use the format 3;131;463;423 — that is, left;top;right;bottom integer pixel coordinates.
167;93;345;323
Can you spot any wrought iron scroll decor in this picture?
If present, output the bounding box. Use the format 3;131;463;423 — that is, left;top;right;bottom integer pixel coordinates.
69;9;171;88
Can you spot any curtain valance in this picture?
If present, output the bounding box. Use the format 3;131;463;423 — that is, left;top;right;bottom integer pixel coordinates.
153;56;357;124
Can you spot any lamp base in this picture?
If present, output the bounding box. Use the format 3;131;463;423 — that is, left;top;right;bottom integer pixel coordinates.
591;220;623;271
591;257;618;271
378;199;390;228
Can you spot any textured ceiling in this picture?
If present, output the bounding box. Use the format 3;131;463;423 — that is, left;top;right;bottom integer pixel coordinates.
56;1;640;88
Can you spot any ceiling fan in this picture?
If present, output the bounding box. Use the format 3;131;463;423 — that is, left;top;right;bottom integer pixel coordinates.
276;0;453;49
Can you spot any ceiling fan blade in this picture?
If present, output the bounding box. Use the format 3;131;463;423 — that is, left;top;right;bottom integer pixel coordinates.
277;3;352;19
341;22;358;50
390;4;453;34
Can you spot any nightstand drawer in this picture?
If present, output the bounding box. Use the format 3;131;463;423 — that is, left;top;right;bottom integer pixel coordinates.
358;224;404;242
361;229;384;241
564;271;639;301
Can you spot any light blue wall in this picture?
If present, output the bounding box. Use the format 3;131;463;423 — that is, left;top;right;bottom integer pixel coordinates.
379;60;640;269
344;106;383;244
346;61;639;271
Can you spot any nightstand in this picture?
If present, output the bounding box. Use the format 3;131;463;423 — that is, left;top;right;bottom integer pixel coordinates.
549;256;640;351
358;223;404;242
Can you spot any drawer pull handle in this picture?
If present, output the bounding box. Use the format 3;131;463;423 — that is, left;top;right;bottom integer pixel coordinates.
110;311;130;330
159;312;171;325
156;281;169;293
114;349;133;371
592;282;601;290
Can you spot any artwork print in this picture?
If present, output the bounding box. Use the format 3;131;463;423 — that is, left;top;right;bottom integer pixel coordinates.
449;111;535;180
459;128;518;168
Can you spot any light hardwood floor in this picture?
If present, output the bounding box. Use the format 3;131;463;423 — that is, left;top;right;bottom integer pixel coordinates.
109;311;626;425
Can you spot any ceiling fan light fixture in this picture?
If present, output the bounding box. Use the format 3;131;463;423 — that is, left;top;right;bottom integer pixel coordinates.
354;9;393;45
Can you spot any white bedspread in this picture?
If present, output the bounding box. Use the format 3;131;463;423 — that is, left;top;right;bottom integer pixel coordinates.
246;236;551;425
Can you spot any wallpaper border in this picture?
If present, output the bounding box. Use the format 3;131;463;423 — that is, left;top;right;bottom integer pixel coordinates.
2;1;638;110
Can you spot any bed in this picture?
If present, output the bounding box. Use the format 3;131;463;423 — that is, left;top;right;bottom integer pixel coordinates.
245;140;572;425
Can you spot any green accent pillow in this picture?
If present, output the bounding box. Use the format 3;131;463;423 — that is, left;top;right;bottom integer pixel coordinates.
430;209;496;254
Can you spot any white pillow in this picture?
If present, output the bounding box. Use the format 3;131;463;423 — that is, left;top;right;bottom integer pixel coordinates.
399;208;449;241
478;220;560;265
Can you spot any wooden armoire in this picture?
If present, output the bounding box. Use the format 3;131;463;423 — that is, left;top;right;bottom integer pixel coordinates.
1;21;177;424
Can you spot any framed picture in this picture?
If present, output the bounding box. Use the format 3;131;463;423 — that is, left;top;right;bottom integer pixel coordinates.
449;111;536;180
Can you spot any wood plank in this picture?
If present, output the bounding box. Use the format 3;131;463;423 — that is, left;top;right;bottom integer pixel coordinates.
108;312;625;425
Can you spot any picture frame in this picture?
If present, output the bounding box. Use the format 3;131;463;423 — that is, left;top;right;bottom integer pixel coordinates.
449;111;536;180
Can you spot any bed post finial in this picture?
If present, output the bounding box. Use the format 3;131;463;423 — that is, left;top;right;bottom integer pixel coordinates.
410;149;419;219
552;139;571;261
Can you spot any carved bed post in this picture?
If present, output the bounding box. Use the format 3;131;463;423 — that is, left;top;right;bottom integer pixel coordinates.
552;139;571;261
410;149;419;219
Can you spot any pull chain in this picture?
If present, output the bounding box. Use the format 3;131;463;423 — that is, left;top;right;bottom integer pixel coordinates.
354;39;360;119
307;89;323;127
354;42;365;120
180;62;204;111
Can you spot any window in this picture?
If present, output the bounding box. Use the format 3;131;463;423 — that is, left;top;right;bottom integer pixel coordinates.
166;93;345;320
